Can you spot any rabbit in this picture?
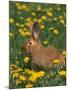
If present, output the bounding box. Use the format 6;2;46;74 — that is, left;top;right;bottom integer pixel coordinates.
21;21;65;69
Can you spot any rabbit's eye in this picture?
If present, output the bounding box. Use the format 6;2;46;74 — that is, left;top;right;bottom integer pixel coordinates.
29;42;32;45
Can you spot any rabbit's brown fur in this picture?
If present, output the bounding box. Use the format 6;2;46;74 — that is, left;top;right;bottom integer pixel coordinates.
22;22;65;68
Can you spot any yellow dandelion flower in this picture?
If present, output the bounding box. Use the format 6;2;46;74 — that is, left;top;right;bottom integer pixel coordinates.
16;22;20;27
16;68;23;72
29;74;37;82
53;29;59;35
38;71;45;77
60;19;65;24
57;7;61;11
9;32;14;37
53;17;58;21
25;84;33;88
32;12;36;16
47;11;53;17
25;22;30;27
59;16;63;19
26;18;31;22
40;25;45;29
58;70;66;76
21;31;26;36
19;75;26;81
24;68;34;75
20;24;24;27
53;59;60;63
19;16;23;20
16;2;20;7
12;72;19;78
62;50;66;56
37;6;41;11
33;18;38;22
25;31;31;36
41;16;46;20
22;4;27;9
9;18;14;24
17;6;22;10
18;28;23;32
49;8;52;11
24;28;27;31
16;61;19;64
43;40;48;45
24;56;30;63
18;28;26;36
10;64;17;68
16;79;22;86
29;71;45;82
38;19;42;23
49;27;54;31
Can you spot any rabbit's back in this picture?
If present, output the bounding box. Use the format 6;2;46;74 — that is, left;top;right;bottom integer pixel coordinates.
31;47;65;68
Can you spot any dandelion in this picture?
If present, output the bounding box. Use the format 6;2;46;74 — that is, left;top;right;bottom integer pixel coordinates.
16;2;20;7
10;64;17;68
32;12;36;16
37;6;41;11
38;71;45;77
16;79;22;86
57;7;61;11
9;18;14;24
60;19;65;24
25;31;31;36
62;50;66;56
47;11;53;17
16;61;19;65
49;27;54;31
43;40;48;45
17;5;22;10
16;68;23;72
12;72;19;78
22;4;27;9
9;32;14;37
53;59;60;63
38;19;42;23
33;18;38;22
19;16;23;20
49;7;52;11
20;24;24;27
58;70;66;76
24;68;34;75
59;16;63;19
18;28;26;36
25;84;33;88
41;16;46;20
53;29;59;35
29;71;45;82
24;56;30;63
19;75;26;81
16;22;20;27
40;25;45;29
26;17;31;22
29;74;38;82
53;17;58;21
25;22;30;27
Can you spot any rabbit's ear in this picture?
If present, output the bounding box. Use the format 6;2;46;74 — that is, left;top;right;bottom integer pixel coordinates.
32;22;40;40
29;21;33;31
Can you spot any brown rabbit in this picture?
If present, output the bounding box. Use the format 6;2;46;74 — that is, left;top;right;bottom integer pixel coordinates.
21;22;65;68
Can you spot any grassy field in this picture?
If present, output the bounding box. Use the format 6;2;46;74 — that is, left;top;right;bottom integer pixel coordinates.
9;1;66;89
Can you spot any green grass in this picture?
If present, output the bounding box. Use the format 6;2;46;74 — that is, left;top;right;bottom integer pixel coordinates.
9;1;66;89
